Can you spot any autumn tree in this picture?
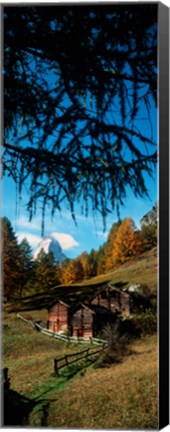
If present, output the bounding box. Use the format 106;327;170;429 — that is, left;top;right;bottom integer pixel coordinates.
3;5;157;232
112;217;142;264
59;258;70;284
60;258;84;284
2;217;22;299
104;222;121;272
79;251;95;279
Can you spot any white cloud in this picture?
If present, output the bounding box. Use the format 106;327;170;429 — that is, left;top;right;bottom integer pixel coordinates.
16;231;79;253
51;232;79;250
17;232;41;249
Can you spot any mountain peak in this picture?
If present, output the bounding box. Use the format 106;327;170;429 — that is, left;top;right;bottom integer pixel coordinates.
33;234;66;262
140;203;158;227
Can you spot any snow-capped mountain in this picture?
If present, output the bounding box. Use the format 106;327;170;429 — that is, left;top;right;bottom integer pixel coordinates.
33;234;66;262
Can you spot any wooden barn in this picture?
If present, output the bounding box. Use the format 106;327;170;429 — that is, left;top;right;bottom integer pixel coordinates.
46;283;151;337
47;300;70;333
70;303;94;338
70;303;118;338
90;284;130;314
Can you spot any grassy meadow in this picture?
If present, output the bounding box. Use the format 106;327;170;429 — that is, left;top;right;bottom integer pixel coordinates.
3;309;158;429
3;248;158;428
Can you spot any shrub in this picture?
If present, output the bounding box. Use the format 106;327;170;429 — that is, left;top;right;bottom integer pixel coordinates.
134;309;157;336
95;322;133;368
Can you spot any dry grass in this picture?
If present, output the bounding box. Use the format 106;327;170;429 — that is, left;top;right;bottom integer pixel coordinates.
47;335;158;429
3;311;158;429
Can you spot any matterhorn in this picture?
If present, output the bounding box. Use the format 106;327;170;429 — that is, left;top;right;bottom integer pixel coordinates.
33;234;66;263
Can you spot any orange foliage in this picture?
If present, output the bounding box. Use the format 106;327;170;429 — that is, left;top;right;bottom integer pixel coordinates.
112;217;142;264
61;258;84;284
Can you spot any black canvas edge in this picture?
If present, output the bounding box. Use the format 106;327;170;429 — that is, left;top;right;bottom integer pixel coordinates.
158;1;169;430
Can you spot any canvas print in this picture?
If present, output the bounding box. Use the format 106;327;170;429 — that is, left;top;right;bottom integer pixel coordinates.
2;2;164;429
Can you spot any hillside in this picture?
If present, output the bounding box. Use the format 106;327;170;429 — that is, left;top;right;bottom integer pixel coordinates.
5;247;157;313
3;246;158;428
3;311;158;428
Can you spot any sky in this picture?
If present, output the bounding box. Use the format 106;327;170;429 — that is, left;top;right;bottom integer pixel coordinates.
2;169;157;260
2;4;158;260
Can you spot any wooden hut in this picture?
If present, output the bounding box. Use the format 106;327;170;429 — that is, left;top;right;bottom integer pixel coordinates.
46;284;131;336
70;302;118;338
90;284;130;314
70;303;94;338
47;300;70;333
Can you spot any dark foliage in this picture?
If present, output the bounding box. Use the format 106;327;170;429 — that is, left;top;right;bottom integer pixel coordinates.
3;4;157;231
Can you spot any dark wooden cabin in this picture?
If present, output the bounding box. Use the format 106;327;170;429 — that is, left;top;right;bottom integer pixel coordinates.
46;283;151;337
70;302;118;338
70;303;94;338
47;300;70;333
90;285;130;314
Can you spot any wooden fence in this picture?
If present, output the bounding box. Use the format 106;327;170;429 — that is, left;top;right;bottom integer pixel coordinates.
16;313;108;345
54;345;105;374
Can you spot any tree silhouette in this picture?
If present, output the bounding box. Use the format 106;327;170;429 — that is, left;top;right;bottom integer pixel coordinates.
2;217;22;299
19;238;34;297
3;4;157;231
34;249;56;292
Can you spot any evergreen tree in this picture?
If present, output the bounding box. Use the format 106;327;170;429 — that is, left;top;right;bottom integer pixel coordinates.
140;222;157;251
96;244;106;275
19;238;35;297
34;249;56;292
88;248;98;277
1;217;22;299
54;260;62;286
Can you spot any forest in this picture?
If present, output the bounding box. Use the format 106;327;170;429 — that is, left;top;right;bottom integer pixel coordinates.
2;212;157;301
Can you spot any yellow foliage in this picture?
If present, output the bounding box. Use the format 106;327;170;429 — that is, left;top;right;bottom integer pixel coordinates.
112;217;142;264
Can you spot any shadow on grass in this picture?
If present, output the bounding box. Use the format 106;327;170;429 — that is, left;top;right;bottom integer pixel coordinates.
3;388;50;427
3;388;36;426
2;359;96;426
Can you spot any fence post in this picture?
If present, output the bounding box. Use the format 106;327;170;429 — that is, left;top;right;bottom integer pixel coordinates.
54;359;58;374
86;348;89;358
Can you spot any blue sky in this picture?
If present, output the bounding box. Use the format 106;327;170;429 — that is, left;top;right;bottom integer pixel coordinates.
2;84;158;259
2;5;158;259
2;167;157;259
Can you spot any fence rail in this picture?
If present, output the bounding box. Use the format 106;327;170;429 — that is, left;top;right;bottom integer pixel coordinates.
17;313;108;345
54;345;105;374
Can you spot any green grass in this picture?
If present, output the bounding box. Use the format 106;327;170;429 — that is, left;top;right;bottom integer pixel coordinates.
3;311;158;429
